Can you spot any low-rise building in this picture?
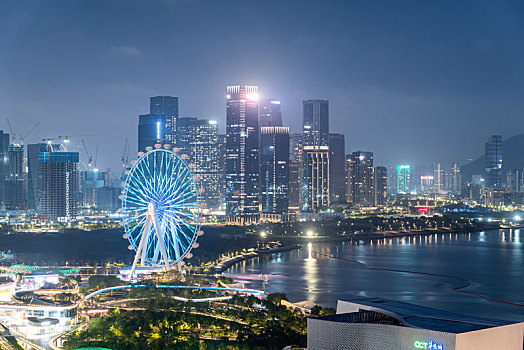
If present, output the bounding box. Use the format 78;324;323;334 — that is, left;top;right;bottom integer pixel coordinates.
308;298;524;350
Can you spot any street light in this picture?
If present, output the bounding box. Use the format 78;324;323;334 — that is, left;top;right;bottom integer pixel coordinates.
307;230;314;237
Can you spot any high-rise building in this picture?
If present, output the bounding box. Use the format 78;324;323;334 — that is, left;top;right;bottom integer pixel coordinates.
397;165;411;194
259;99;282;127
191;119;221;210
347;151;374;206
434;163;444;194
303;100;329;147
218;134;227;209
0;131;9;208
302;146;330;211
79;169;105;208
506;169;523;193
374;166;387;206
5;142;26;209
138;96;178;151
39;151;79;222
450;162;462;195
260;126;289;214
485;135;503;188
288;133;303;211
420;176;434;194
175;117;198;157
27;143;61;209
225;85;260;224
328;133;345;202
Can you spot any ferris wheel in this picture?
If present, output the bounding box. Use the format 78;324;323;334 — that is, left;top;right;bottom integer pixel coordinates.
121;146;202;279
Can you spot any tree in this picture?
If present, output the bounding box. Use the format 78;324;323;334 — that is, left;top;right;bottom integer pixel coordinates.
267;292;287;306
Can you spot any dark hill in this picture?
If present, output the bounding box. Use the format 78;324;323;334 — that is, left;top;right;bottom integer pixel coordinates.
461;134;524;182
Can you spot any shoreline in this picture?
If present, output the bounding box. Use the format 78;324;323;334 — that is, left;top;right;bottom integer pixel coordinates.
217;224;501;274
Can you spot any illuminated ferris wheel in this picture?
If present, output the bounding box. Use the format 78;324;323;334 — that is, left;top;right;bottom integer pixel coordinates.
121;146;203;279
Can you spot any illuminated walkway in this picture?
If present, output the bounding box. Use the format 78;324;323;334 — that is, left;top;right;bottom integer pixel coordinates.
84;285;265;301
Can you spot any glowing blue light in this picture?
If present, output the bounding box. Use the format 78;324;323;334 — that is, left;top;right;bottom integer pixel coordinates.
122;148;201;268
156;121;161;140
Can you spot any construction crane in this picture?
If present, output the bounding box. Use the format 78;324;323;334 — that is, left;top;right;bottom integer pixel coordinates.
58;134;93;151
5;118;39;144
82;139;93;169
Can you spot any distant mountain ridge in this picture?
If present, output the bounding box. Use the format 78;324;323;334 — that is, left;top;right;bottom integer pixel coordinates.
461;134;524;182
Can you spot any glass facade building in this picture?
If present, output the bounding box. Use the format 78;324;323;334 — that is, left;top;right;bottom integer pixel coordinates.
302;146;330;211
347;151;374;206
260;126;289;214
303;100;329;147
225;85;260;224
485;135;503;188
138;96;178;151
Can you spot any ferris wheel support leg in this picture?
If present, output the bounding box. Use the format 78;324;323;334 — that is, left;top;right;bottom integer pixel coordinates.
151;205;170;272
129;216;152;281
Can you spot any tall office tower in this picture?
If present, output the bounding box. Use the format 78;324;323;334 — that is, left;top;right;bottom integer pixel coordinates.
450;162;462;195
138;96;178;151
303;100;329;147
485;135;503;187
176;117;198;157
387;165;397;194
420;176;434;194
191;119;221;210
328;133;345;202
288;133;303;211
225;85;260;224
374;166;388;206
506;169;523;193
396;165;411;194
302;146;330;211
260;126;289;214
259;99;282;127
5;142;26;209
218;134;227;208
39;151;79;222
0;131;9;208
433;163;444;194
347;151;374;206
27;143;61;209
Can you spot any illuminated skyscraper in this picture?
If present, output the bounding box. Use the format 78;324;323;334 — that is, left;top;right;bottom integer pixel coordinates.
374;166;387;206
27;143;60;209
397;165;411;194
485;135;503;188
39;151;79;222
328;133;345;202
450;162;462;195
5;142;26;209
303;100;329;147
259;99;282;127
225;85;260;224
0;131;9;208
138;96;178;151
347;151;374;206
507;169;523;193
260;126;289;214
288;133;303;211
434;163;444;194
302;146;330;211
191;119;221;209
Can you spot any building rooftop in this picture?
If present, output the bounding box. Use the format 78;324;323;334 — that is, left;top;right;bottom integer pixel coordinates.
329;298;520;334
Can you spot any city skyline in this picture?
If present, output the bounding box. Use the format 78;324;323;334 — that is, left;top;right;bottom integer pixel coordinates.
3;1;524;171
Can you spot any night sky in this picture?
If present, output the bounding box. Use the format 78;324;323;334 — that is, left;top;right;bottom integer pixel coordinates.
1;0;524;171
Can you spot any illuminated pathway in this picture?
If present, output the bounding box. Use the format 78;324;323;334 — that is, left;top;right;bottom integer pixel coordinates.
84;285;265;301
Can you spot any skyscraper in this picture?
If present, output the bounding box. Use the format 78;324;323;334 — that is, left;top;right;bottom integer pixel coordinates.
506;169;523;193
434;163;444;194
374;166;387;206
39;151;79;222
288;133;303;211
176;117;198;156
260;126;289;214
302;146;330;211
450;162;462;195
5;142;26;209
303;100;329;147
138;96;178;151
259;99;282;127
397;165;411;194
0;131;9;208
225;85;260;224
485;135;503;188
191;119;221;210
328;133;345;202
347;151;374;206
27;143;60;209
